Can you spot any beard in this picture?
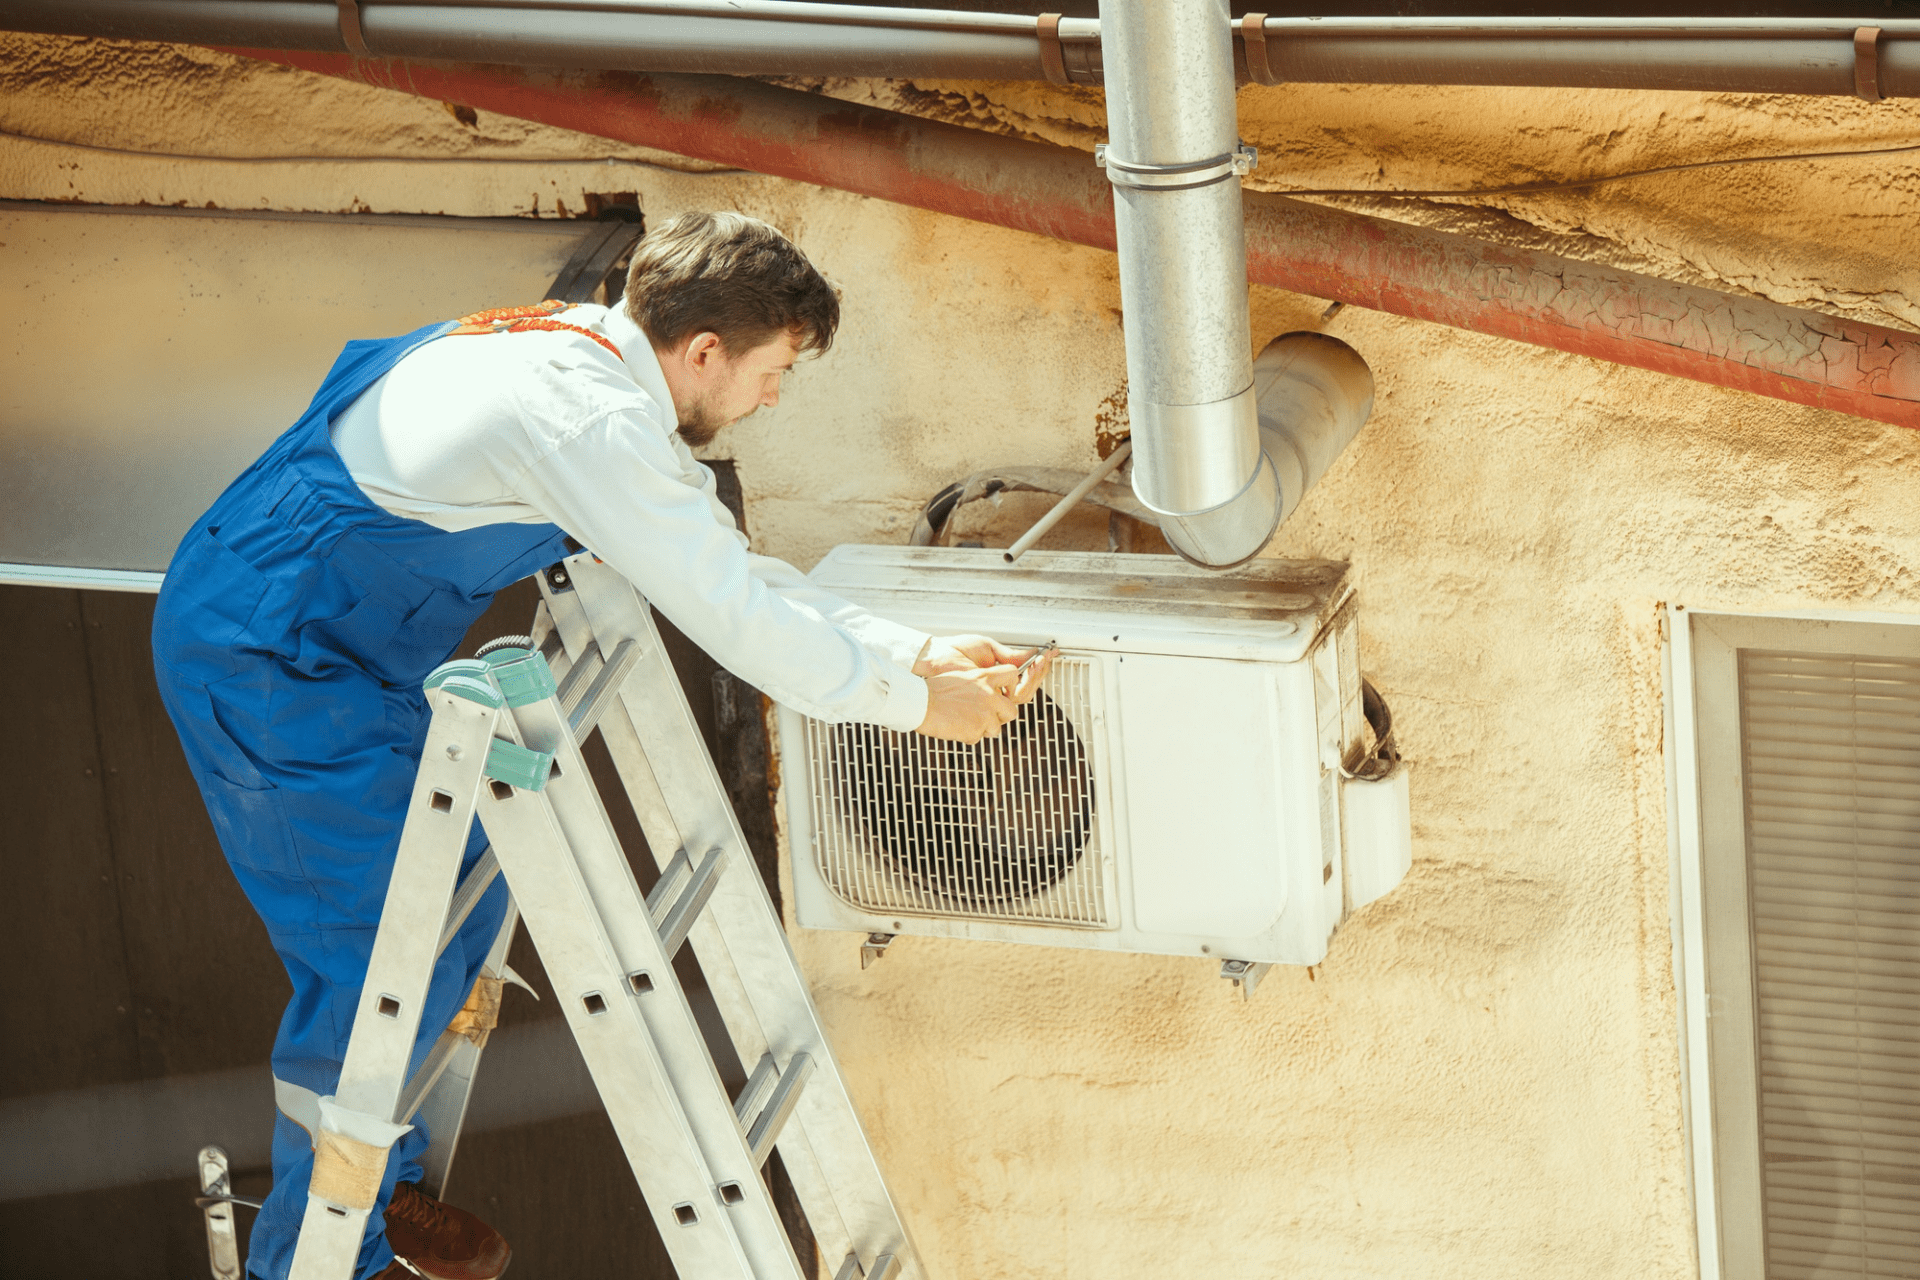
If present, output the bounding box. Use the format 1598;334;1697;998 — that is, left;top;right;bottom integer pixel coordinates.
675;413;724;449
675;394;733;448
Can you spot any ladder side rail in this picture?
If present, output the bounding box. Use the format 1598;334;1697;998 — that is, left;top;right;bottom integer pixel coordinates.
475;733;765;1280
538;568;879;1279
603;661;915;1280
412;900;520;1198
507;667;810;1280
542;556;926;1280
288;686;501;1280
534;583;691;871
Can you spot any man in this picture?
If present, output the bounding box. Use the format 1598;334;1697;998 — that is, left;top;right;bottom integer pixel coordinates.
153;210;1052;1280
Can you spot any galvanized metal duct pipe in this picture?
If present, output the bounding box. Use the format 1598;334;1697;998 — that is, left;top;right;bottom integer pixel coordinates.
206;54;1920;434
1253;333;1374;532
8;2;1920;97
1098;0;1275;567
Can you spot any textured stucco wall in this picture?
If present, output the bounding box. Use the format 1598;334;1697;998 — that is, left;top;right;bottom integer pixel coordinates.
8;35;1920;1279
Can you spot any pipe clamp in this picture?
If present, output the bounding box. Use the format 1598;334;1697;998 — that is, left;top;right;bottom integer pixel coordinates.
1095;143;1257;191
1855;26;1885;102
336;0;371;58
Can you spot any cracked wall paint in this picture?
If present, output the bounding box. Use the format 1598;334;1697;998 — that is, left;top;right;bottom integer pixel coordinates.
7;33;1920;1280
201;50;1920;427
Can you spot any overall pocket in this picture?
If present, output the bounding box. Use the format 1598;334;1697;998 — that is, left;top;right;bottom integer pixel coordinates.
152;528;274;682
162;674;305;879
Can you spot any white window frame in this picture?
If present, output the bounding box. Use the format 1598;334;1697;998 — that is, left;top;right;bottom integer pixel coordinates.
1664;604;1920;1280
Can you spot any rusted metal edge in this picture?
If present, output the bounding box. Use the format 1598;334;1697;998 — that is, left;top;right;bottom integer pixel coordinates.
221;50;1920;431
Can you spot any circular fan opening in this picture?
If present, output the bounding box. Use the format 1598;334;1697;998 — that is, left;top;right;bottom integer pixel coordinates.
831;690;1096;909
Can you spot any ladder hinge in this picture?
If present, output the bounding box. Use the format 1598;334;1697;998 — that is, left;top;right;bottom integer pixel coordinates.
484;738;556;793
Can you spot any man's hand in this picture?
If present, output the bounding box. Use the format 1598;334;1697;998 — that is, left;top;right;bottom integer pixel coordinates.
914;638;1057;743
912;634;1031;678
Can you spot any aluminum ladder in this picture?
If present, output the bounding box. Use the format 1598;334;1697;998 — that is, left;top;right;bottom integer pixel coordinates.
285;549;921;1280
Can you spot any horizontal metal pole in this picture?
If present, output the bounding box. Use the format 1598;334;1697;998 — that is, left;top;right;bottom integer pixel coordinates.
2;1;1919;94
0;0;1055;79
1257;34;1920;97
236;53;1920;432
380;0;1046;35
1261;17;1920;37
0;562;165;592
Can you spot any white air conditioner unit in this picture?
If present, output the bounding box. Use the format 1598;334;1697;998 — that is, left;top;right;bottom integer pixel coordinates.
775;546;1412;969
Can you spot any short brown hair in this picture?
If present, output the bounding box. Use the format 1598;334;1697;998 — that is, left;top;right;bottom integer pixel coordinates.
623;211;840;356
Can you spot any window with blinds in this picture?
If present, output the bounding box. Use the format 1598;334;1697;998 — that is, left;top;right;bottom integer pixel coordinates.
1740;650;1920;1279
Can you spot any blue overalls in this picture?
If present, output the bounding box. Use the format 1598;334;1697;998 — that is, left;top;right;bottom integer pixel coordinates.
153;319;576;1279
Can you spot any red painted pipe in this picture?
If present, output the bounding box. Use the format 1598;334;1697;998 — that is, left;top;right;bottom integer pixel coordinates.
230;50;1920;429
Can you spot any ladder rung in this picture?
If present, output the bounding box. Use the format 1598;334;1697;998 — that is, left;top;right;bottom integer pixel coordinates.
733;1053;780;1127
394;1027;465;1124
437;848;500;955
833;1252;898;1280
563;638;640;742
646;846;725;957
552;639;603;712
745;1052;814;1168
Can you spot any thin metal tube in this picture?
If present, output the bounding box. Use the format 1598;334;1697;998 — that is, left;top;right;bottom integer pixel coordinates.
0;0;1060;79
1253;29;1920;97
3;1;1918;95
1255;18;1920;37
1002;441;1132;565
389;0;1045;33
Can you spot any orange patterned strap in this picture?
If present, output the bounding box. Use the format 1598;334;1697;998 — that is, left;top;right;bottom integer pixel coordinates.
446;299;623;361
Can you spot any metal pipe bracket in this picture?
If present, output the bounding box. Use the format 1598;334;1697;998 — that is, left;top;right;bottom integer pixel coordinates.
1094;143;1257;190
1856;26;1885;101
336;0;372;58
1240;14;1281;86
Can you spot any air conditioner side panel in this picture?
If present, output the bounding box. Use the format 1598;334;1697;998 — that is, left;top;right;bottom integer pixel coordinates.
776;703;871;935
1115;653;1290;938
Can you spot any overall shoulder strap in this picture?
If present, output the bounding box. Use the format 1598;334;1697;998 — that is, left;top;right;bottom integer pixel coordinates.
446;300;623;361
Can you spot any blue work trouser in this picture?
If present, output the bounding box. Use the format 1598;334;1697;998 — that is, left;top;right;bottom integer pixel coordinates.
155;660;511;1280
154;317;571;1279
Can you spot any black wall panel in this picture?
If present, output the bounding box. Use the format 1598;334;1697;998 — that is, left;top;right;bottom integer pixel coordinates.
0;462;804;1278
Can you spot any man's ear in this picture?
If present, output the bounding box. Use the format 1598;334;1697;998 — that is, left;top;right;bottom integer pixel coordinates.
684;331;724;373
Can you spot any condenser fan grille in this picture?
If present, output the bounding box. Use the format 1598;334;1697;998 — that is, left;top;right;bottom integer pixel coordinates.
803;657;1110;927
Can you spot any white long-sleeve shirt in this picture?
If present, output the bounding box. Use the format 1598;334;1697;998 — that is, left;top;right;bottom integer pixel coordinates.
329;302;932;732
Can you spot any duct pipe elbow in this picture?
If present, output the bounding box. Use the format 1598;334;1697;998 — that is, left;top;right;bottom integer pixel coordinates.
1134;385;1281;569
1154;332;1374;568
1153;456;1284;569
1130;386;1262;515
1253;331;1375;528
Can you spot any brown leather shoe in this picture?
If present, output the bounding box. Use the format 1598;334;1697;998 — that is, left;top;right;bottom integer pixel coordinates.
382;1181;511;1280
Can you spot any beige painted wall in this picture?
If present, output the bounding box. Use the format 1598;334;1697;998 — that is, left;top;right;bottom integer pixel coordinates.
8;34;1920;1278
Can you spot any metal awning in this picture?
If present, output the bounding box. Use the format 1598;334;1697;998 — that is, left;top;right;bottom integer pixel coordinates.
0;202;599;585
